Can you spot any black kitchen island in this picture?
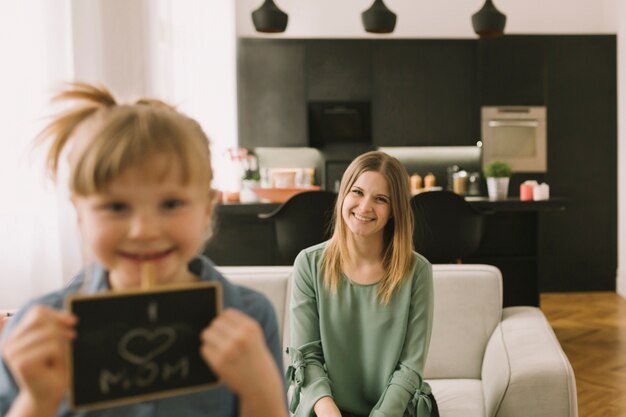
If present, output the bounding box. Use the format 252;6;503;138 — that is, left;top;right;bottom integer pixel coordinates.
204;197;567;307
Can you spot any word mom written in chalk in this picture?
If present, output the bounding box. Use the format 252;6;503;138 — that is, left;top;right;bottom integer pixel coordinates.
67;282;220;410
99;327;190;394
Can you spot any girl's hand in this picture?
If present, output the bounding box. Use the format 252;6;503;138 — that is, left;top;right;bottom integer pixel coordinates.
2;305;77;414
200;308;287;417
0;310;13;334
314;396;342;417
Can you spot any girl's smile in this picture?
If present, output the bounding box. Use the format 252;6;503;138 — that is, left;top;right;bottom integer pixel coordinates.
115;247;176;262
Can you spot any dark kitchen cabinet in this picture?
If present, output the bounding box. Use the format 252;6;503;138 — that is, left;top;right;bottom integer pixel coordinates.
478;36;546;106
539;36;617;292
238;40;306;148
236;36;617;294
372;40;478;146
306;40;371;101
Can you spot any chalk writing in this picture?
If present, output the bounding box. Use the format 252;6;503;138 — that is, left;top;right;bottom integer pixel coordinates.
98;326;189;394
148;301;158;323
99;358;190;394
118;327;176;365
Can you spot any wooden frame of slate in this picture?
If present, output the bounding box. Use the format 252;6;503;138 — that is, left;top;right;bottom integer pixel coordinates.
66;281;221;410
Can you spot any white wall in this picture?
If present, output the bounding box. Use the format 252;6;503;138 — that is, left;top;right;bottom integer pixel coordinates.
162;0;239;192
75;0;239;192
237;0;626;296
0;0;76;308
237;0;618;38
72;0;154;96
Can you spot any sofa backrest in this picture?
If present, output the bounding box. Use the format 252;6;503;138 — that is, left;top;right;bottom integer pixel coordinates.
218;263;502;379
426;264;502;379
217;266;293;366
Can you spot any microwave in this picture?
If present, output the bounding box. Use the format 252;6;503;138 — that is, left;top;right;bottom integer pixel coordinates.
308;101;372;148
481;106;547;173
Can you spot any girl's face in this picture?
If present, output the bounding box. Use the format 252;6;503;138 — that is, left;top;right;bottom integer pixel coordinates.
341;170;392;241
72;156;213;290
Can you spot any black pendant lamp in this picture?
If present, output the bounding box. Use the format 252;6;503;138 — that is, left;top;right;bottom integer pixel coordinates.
472;0;506;38
252;0;288;33
362;0;397;34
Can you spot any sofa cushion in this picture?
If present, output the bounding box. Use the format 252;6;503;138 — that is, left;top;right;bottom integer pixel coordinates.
424;265;502;380
428;379;485;417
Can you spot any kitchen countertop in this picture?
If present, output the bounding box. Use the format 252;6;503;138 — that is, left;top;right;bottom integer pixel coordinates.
464;197;567;212
217;197;568;215
208;196;567;307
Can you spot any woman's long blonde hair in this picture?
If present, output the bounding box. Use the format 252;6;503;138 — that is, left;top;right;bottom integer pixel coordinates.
38;82;213;197
321;151;415;304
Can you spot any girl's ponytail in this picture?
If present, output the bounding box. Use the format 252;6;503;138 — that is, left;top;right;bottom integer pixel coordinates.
38;82;118;179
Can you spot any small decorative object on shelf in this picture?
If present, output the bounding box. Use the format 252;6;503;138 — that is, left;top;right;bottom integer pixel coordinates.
520;180;537;201
484;160;512;200
533;183;550;201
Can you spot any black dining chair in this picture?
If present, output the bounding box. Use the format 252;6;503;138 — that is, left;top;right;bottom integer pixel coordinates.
411;191;485;264
259;191;338;265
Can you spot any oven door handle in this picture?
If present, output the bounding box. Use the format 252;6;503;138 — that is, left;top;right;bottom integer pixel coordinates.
488;120;539;128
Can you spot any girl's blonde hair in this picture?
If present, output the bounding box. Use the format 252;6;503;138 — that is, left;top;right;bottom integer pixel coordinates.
321;151;415;305
38;82;213;196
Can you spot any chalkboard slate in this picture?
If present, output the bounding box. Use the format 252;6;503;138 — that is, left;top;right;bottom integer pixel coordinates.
67;282;221;410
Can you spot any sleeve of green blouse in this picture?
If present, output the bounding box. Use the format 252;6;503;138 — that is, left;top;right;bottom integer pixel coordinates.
286;250;334;417
369;260;435;417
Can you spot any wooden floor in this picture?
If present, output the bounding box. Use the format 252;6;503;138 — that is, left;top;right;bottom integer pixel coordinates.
541;292;626;417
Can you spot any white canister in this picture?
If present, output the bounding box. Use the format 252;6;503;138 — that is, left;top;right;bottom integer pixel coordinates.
533;183;550;201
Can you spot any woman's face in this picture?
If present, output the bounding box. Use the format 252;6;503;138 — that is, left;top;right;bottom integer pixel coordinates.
72;156;213;290
341;170;392;241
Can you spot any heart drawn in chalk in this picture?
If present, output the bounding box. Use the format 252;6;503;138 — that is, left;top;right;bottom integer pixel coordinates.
118;327;177;365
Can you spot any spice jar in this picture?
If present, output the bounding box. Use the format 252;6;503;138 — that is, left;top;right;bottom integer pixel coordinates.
424;172;436;189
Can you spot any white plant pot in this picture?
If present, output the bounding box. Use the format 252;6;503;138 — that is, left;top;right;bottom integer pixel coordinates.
240;180;260;203
486;177;510;200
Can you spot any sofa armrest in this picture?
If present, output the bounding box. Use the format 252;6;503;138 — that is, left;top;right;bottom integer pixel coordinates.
482;307;577;417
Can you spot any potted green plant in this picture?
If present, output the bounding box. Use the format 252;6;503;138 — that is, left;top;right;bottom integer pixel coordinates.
484;160;512;200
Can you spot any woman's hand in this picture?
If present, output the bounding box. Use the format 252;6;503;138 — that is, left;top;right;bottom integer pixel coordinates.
200;308;287;417
2;305;77;416
314;396;342;417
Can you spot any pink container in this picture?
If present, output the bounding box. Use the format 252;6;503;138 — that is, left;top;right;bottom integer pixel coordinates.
520;183;534;201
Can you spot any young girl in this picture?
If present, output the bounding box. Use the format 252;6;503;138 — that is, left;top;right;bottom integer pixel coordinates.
0;83;287;417
287;151;438;417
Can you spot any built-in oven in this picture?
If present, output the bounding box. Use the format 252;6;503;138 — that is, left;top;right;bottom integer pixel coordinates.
308;101;371;148
481;106;547;173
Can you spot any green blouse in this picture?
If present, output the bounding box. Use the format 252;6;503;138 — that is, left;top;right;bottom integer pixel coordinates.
287;242;434;417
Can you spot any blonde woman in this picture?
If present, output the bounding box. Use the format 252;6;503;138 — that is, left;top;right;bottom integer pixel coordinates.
287;151;438;417
0;83;287;417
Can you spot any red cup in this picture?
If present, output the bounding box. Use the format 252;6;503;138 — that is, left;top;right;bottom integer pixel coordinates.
520;183;534;201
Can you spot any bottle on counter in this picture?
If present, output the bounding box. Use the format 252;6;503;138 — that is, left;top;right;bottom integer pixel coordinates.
452;170;467;195
446;165;460;191
424;172;436;189
260;167;271;188
466;172;482;196
410;173;422;195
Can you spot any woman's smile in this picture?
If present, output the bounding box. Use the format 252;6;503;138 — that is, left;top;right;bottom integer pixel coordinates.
341;171;391;239
352;212;376;223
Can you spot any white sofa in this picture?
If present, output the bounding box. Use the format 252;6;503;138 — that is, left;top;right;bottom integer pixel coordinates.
218;264;578;417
